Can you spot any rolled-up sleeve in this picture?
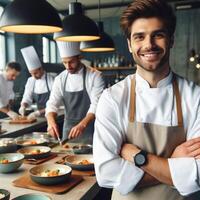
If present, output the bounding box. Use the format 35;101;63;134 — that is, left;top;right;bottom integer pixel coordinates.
45;76;63;115
87;71;105;114
168;92;200;196
21;78;34;106
93;90;144;195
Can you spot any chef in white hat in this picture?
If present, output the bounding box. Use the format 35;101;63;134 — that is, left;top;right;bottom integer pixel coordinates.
19;46;55;119
0;62;21;119
46;41;105;144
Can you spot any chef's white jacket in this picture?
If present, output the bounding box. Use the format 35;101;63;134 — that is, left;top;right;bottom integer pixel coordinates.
21;72;55;106
46;66;105;115
94;71;200;196
0;72;15;108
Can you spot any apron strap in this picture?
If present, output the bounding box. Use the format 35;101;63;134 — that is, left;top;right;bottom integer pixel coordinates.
129;74;183;127
45;73;50;92
172;76;183;127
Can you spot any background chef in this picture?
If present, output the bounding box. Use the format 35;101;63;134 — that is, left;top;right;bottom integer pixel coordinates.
0;62;21;119
19;46;55;119
46;41;105;144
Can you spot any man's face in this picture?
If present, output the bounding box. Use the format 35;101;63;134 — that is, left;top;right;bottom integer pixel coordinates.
128;17;173;73
62;56;81;74
6;68;20;81
30;67;44;79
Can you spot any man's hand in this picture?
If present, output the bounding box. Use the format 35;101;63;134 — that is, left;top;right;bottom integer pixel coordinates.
68;123;86;139
120;143;141;162
47;122;60;139
27;110;41;120
171;137;200;159
7;110;20;120
18;106;26;116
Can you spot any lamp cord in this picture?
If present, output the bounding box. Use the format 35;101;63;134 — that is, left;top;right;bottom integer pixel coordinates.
98;0;101;21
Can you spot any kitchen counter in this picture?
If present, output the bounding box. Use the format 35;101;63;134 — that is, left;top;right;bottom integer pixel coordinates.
0;154;99;200
0;111;64;138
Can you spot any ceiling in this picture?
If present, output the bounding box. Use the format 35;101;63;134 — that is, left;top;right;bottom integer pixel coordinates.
0;0;198;20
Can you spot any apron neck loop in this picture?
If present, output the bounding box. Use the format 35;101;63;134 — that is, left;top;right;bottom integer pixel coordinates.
129;74;183;127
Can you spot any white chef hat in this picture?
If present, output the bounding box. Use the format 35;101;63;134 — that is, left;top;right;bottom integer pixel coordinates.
21;46;42;71
56;41;81;58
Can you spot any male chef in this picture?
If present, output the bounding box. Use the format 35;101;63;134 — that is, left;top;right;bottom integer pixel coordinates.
19;46;54;119
46;41;105;144
0;62;21;119
94;0;200;199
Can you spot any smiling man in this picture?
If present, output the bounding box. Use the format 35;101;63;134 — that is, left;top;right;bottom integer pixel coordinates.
94;0;200;199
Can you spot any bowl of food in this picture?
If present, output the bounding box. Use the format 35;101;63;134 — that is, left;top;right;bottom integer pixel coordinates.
0;189;10;200
17;146;51;159
64;154;94;171
0;153;24;173
12;194;51;200
0;138;18;153
29;164;72;185
15;137;47;147
71;144;92;154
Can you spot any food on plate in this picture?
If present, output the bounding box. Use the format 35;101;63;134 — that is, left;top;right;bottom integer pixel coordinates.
78;159;93;165
0;193;5;199
40;169;61;177
24;149;46;155
22;140;38;145
63;144;69;149
0;158;9;164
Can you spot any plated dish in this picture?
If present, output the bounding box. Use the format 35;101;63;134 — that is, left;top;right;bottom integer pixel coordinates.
0;153;24;173
15;137;47;147
29;164;72;185
17;146;51;159
63;154;94;171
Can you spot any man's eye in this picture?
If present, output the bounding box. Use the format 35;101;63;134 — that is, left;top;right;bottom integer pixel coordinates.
154;33;166;39
133;35;144;41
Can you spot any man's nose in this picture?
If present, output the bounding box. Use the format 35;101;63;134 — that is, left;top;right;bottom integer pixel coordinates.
143;36;156;49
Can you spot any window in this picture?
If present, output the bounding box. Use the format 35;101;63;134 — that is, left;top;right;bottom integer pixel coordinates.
0;6;6;70
42;36;50;63
42;36;59;63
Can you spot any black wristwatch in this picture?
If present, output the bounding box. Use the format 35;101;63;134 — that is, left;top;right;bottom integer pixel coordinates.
134;150;148;167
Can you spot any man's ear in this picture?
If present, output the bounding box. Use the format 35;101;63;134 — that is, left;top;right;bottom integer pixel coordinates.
127;39;132;53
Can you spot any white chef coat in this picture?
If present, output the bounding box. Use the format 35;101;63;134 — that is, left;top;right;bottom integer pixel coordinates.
0;72;15;108
21;72;55;106
94;71;200;196
46;66;105;115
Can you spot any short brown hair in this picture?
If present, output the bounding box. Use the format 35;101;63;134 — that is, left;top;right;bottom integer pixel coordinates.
120;0;176;39
6;62;21;72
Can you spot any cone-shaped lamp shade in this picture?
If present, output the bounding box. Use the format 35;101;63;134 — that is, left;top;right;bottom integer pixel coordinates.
80;22;115;52
0;0;62;34
54;2;100;42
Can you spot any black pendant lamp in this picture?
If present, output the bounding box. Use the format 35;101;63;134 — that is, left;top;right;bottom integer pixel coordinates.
54;2;100;42
80;21;115;52
80;0;115;52
0;0;62;34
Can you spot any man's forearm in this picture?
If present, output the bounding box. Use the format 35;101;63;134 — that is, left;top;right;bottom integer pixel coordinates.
136;173;160;189
79;113;95;127
141;154;173;186
0;106;9;114
46;112;57;125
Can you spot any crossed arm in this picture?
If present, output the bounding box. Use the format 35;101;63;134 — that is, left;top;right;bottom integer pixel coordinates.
120;137;200;188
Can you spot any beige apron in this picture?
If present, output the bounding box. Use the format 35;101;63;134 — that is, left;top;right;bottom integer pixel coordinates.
112;75;187;200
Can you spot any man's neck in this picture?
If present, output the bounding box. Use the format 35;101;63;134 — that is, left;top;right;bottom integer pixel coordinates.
137;66;170;88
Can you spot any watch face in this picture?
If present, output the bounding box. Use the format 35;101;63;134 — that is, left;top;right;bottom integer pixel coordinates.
135;153;147;167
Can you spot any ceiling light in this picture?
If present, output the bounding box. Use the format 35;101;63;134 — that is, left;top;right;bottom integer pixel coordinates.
54;2;100;42
0;0;62;34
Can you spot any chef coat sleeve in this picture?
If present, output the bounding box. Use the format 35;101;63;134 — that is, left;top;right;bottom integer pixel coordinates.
45;76;63;114
21;78;34;106
93;89;144;195
168;92;200;196
0;76;7;108
8;82;14;100
87;71;105;114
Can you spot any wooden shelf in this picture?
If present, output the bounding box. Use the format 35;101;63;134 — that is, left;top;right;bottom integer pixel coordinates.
94;66;136;71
